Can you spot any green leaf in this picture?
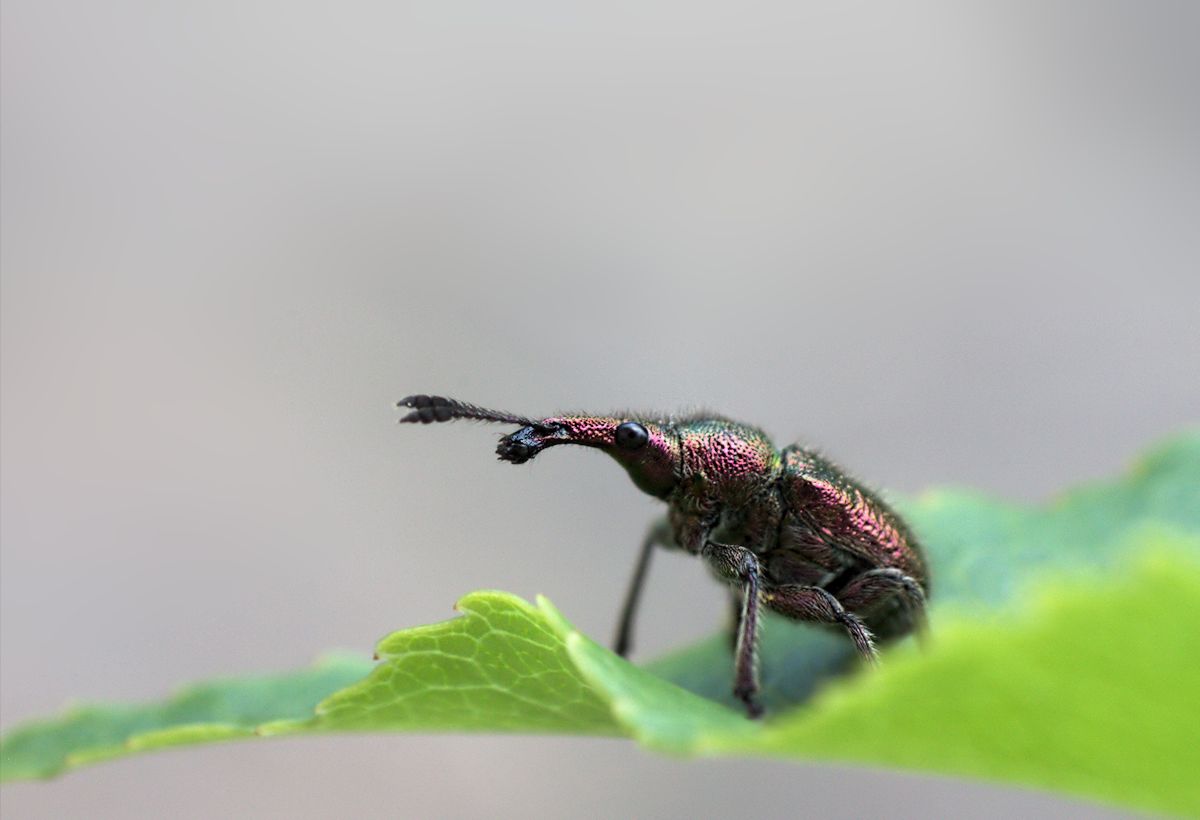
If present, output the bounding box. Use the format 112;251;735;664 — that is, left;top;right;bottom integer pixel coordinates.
4;431;1199;816
0;655;372;781
734;547;1200;817
297;591;620;736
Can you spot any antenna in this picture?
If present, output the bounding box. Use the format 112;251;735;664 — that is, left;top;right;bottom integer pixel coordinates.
397;394;547;429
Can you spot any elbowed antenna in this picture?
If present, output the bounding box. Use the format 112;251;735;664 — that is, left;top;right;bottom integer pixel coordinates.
397;394;550;429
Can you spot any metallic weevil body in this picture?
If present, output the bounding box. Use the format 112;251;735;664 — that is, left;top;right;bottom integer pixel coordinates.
399;394;928;717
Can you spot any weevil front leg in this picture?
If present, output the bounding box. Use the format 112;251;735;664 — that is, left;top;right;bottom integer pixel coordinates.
764;584;879;663
613;518;673;658
726;587;743;652
701;542;764;718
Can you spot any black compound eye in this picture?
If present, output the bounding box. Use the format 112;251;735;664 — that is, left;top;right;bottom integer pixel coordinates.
614;421;649;450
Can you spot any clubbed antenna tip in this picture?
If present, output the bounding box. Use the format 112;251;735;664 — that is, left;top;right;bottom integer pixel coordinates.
397;394;544;428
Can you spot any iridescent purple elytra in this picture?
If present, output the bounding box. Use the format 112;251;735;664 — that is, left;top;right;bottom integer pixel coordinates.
398;394;929;718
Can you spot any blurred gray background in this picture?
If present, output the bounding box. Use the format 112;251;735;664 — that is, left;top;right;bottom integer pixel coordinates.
2;1;1197;818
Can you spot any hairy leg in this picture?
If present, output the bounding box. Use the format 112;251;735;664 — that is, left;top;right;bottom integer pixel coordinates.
764;584;879;663
726;587;743;652
837;568;928;643
613;518;672;658
702;542;764;718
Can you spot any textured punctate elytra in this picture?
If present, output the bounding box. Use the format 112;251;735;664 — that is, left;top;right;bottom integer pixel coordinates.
399;394;928;718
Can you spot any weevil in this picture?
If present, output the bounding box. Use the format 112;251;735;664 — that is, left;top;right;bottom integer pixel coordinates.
398;394;928;718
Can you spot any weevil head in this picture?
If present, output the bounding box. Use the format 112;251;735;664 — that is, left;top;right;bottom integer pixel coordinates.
397;395;683;498
497;414;681;499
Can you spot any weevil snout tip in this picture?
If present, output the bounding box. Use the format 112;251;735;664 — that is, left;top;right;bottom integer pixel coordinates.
496;438;534;464
496;424;559;464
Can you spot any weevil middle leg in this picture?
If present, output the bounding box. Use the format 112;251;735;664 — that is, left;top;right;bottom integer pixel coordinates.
764;584;879;663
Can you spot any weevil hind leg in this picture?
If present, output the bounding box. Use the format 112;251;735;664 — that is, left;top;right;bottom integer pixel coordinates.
764;584;879;663
836;568;929;646
612;518;672;658
701;542;765;719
